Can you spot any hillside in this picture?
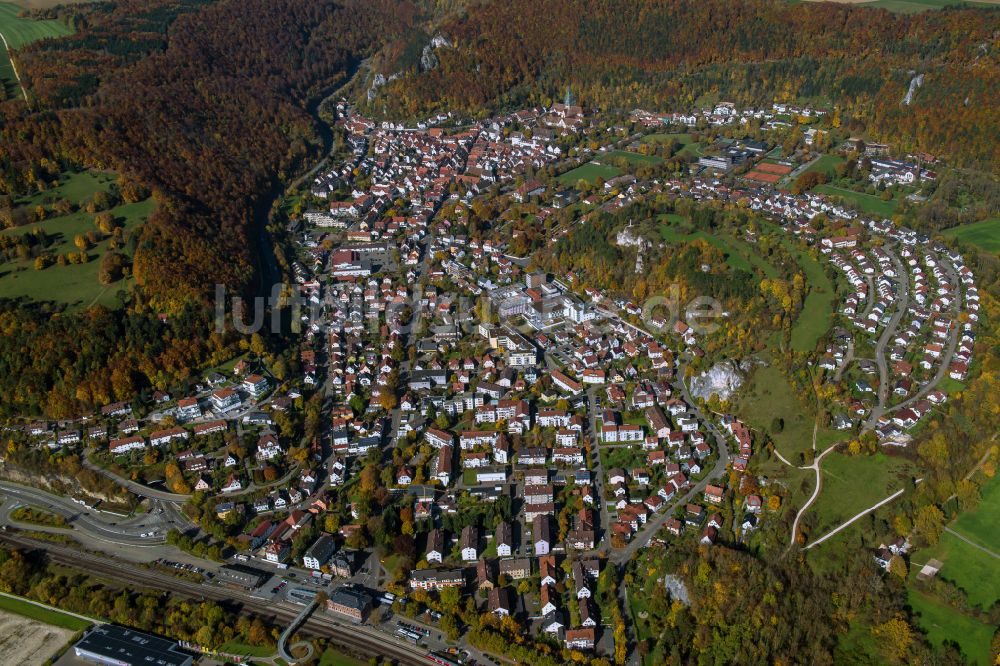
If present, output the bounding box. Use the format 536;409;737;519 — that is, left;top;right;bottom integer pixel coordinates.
365;0;1000;171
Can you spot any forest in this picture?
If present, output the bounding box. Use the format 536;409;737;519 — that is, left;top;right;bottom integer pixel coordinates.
370;0;1000;172
0;0;416;417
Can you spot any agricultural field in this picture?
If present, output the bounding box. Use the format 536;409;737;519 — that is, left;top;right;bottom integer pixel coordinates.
0;170;154;309
557;161;621;186
0;2;72;96
942;218;1000;255
813;184;899;218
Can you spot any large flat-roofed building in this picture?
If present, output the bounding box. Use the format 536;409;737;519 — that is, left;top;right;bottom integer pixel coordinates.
72;625;192;666
218;563;271;589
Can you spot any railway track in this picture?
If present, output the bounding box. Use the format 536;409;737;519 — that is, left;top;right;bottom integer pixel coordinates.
0;533;430;666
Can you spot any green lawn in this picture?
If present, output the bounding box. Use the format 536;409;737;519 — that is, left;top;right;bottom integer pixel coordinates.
557;161;622;186
942;218;1000;255
642;132;693;145
914;530;1000;610
857;0;999;13
803;154;845;178
13;170;117;209
735;365;841;462
603;149;663;166
905;473;1000;612
218;640;276;658
813;184;899;218
659;215;779;277
935;377;967;395
810;452;914;537
0;593;93;631
951;471;1000;553
0;176;153;309
907;587;993;665
786;246;835;352
0;2;72;96
318;648;366;666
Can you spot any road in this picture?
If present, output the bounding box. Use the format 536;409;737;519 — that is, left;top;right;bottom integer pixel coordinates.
865;247;908;429
609;354;731;564
0;532;431;666
80;452;190;503
0;481;184;546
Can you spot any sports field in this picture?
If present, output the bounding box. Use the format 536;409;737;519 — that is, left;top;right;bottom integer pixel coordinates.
603;150;663;166
558;161;621;186
942;218;1000;255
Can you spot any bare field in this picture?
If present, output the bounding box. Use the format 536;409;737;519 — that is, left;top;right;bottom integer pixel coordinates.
0;610;75;666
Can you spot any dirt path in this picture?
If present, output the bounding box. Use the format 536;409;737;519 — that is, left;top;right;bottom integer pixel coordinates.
0;30;29;104
943;527;1000;560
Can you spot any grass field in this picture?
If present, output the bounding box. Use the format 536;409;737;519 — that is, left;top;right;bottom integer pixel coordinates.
787;245;835;352
915;530;1000;609
0;2;72;96
659;214;780;277
603;149;664;166
558;161;621;186
907;587;993;665
810;451;914;536
317;649;366;666
0;593;92;631
935;376;967;395
0;171;153;309
856;0;1000;13
803;154;845;178
218;640;275;658
942;218;1000;255
641;132;703;157
951;472;1000;553
736;365;842;462
813;184;899;218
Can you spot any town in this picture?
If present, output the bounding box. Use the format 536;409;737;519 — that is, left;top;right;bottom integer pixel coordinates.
0;93;988;666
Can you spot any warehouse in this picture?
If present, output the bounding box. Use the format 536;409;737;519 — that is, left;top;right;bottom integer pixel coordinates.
73;625;192;666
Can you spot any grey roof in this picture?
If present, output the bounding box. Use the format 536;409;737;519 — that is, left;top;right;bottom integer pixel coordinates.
74;625;192;666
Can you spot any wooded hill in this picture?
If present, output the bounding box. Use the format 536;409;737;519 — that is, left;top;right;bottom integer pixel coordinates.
368;0;1000;172
0;0;415;417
